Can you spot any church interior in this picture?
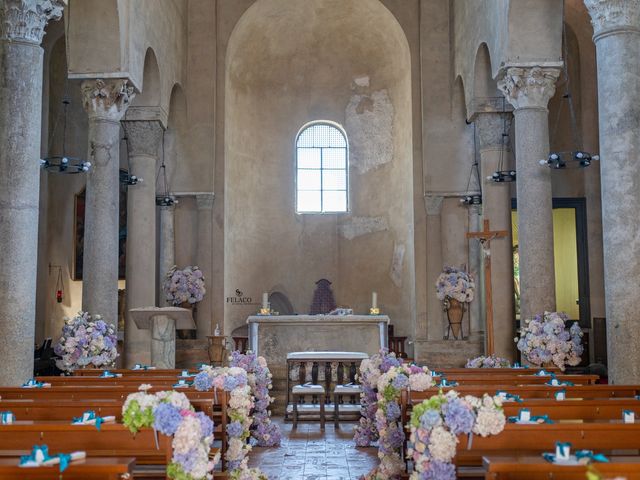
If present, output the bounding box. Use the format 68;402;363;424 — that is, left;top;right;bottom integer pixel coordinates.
1;0;639;479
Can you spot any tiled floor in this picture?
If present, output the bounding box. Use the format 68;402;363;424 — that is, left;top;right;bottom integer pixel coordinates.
248;418;378;480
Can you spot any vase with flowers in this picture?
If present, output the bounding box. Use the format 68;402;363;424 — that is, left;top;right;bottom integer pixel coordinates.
435;266;475;339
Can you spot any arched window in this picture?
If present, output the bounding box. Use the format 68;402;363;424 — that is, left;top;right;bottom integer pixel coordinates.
296;122;348;213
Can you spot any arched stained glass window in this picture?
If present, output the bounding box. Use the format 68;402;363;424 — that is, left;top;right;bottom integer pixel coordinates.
296;122;348;213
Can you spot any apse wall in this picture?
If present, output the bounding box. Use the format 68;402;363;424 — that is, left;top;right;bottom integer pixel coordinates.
224;0;415;338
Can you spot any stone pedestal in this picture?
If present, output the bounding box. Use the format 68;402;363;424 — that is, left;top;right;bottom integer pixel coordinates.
122;120;163;367
476;112;516;359
585;0;640;383
81;79;135;331
129;307;195;368
498;65;561;322
0;0;64;385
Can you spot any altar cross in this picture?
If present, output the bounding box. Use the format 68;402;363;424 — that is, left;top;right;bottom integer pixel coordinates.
466;219;509;355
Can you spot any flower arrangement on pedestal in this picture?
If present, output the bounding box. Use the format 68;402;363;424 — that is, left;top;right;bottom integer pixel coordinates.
435;266;475;339
194;365;268;479
53;312;118;372
465;355;511;369
407;390;506;480
229;351;281;447
514;311;583;371
163;265;206;306
122;387;216;480
360;353;435;480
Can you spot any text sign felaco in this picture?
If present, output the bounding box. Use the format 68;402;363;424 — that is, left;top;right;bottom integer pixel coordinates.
226;289;259;306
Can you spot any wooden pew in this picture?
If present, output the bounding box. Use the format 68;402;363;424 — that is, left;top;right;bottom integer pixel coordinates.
36;375;187;387
501;398;640;421
432;375;598;386
0;456;135;480
456;422;640;467
482;455;640;480
438;367;561;375
73;368;197;377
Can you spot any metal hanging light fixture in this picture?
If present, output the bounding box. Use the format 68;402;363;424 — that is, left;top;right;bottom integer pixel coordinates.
487;98;516;184
156;130;176;207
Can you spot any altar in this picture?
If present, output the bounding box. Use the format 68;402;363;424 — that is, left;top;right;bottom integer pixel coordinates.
247;314;389;365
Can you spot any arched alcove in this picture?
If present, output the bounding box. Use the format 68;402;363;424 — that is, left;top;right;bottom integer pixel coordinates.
473;43;501;102
162;83;187;193
224;0;415;338
131;48;161;108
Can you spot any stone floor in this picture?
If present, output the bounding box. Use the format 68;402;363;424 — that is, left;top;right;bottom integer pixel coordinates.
248;418;378;480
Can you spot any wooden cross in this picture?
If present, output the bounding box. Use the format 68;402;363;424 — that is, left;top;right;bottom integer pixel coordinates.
466;219;509;356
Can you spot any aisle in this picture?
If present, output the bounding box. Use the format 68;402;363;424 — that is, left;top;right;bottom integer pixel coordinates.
248;418;378;480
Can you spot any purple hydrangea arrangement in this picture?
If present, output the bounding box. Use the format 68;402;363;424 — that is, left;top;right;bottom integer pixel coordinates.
163;265;206;306
515;311;583;370
408;391;505;480
465;355;511;369
435;266;475;303
229;351;281;447
53;311;118;372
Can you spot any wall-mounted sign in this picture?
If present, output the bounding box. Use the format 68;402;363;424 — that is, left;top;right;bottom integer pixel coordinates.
226;289;259;306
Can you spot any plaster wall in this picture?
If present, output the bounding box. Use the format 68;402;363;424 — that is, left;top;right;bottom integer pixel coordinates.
223;0;415;340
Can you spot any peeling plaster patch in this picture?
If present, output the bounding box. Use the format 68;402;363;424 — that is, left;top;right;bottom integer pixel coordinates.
346;89;394;173
339;216;389;240
390;243;405;288
352;75;370;88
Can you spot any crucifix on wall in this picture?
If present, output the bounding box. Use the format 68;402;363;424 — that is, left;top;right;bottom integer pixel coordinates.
466;219;509;355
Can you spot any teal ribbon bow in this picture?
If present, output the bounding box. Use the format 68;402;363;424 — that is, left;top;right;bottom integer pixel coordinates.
196;363;208;371
439;378;458;387
100;370;117;378
535;369;551;376
22;379;44;388
19;445;74;472
512;362;521;368
173;380;193;388
508;414;553;424
496;390;523;402
1;411;14;424
575;450;609;463
132;364;150;370
72;410;103;430
547;379;574;387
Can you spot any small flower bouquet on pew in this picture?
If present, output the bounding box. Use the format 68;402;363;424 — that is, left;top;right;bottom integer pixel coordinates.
53;311;118;372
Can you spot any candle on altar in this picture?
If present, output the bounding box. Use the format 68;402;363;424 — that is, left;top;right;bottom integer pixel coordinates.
372;292;378;309
262;292;269;310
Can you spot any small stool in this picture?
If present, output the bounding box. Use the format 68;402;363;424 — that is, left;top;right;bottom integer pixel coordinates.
333;384;362;427
292;384;326;429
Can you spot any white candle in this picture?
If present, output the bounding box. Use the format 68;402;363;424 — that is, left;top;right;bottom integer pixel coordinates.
262;292;269;310
372;292;378;310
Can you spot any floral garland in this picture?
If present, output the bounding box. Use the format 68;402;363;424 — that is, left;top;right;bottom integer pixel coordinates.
229;351;281;447
361;355;435;480
122;387;216;480
54;312;118;372
515;311;583;370
435;266;475;303
407;390;506;480
353;352;385;447
465;355;511;369
194;366;267;479
163;265;206;306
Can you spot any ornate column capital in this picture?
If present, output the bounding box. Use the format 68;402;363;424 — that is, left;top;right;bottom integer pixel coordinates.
196;193;215;210
424;195;443;216
475;112;513;150
496;65;561;111
585;0;640;39
0;0;65;44
122;120;163;158
81;79;135;122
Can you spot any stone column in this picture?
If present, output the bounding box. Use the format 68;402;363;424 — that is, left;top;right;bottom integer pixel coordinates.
497;66;560;322
476;112;515;359
0;0;64;385
122;120;163;367
80;79;135;331
585;0;640;383
424;195;444;340
196;193;214;338
158;203;176;305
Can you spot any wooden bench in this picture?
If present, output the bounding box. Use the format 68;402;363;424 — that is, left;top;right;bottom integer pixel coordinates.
0;456;135;480
430;374;599;386
72;368;198;377
482;455;640;480
501;398;640;421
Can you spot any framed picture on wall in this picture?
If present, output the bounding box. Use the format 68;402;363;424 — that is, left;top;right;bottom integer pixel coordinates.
73;184;127;280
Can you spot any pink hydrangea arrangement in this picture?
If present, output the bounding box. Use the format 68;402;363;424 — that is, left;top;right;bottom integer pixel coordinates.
408;390;505;480
163;265;206;306
515;311;583;370
229;351;281;447
122;387;216;480
435;266;475;303
465;355;511;369
194;365;268;478
361;354;434;480
53;311;118;372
